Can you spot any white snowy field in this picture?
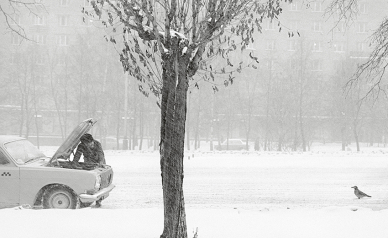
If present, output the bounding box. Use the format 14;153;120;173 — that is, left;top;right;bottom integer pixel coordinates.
3;143;388;238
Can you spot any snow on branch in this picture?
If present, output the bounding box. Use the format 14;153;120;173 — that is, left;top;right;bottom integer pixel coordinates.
159;30;187;40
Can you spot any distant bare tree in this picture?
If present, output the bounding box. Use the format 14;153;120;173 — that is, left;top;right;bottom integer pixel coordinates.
236;59;261;151
350;19;388;98
0;0;44;39
325;0;388;99
324;0;360;29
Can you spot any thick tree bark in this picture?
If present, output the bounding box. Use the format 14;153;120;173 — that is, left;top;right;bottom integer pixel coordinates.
160;44;189;238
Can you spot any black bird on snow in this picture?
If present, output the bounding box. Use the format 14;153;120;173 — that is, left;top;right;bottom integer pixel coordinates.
351;186;371;199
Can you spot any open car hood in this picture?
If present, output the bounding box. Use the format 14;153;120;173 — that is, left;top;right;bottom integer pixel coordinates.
49;118;97;164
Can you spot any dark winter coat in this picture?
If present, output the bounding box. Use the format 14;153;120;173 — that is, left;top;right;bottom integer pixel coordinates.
73;140;106;165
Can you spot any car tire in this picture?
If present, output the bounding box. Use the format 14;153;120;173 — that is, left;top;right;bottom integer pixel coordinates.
43;186;77;209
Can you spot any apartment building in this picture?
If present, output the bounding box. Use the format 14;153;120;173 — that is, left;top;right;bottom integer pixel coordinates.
0;0;387;147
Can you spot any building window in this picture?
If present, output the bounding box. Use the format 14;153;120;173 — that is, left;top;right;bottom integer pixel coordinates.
57;35;69;46
358;2;367;14
60;0;69;6
34;34;46;45
11;34;21;45
10;53;19;65
59;15;69;26
10;14;20;25
266;20;276;30
34;15;45;25
57;54;67;66
289;2;298;11
333;60;345;72
266;60;275;70
356;22;367;33
313;21;322;32
311;60;322;71
289;21;299;31
312;41;322;52
357;42;367;51
333;42;345;52
81;17;93;26
265;39;276;50
334;22;345;33
311;1;323;12
289;59;299;71
288;40;296;51
36;53;45;65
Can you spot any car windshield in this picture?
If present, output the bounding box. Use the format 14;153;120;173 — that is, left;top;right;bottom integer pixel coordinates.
4;139;46;164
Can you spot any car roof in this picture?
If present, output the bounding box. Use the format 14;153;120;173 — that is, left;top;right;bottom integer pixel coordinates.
0;135;25;144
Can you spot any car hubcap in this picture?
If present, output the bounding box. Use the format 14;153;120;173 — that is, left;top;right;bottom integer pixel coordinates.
51;192;71;209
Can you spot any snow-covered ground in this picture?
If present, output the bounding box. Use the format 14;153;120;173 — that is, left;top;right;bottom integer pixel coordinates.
3;143;388;238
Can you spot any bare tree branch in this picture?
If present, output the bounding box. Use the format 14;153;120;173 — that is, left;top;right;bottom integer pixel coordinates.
0;0;45;40
324;0;388;101
324;0;359;32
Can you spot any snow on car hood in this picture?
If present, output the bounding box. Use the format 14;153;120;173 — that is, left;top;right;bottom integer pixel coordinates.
49;118;97;164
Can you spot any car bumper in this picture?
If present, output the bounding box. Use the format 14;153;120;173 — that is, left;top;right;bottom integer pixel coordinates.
79;184;115;203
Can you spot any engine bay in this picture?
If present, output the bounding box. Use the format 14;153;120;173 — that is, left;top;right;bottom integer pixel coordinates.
47;160;103;170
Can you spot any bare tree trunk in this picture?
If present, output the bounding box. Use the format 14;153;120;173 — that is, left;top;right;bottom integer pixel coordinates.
353;121;360;152
32;73;40;148
299;106;306;151
48;57;65;139
18;75;25;137
139;99;144;150
293;113;298;151
131;81;138;150
159;48;188;238
194;95;200;150
98;43;110;147
264;70;272;151
341;125;346;151
351;98;363;152
298;46;307;152
23;67;31;138
226;89;232;150
185;93;190;151
245;102;252;151
210;93;214;151
116;107;121;150
277;134;283;151
63;62;69;136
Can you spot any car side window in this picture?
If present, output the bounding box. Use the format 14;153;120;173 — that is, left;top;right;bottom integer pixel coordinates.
0;150;10;165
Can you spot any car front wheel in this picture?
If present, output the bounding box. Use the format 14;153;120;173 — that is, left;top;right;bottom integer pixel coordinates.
43;186;77;209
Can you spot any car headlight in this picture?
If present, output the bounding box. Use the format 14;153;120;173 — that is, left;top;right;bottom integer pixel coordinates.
95;175;101;190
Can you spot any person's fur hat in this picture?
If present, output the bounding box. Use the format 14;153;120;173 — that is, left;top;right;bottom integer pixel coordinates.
80;133;94;143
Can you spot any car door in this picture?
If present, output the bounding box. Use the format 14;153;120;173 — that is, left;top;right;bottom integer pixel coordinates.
0;149;20;208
